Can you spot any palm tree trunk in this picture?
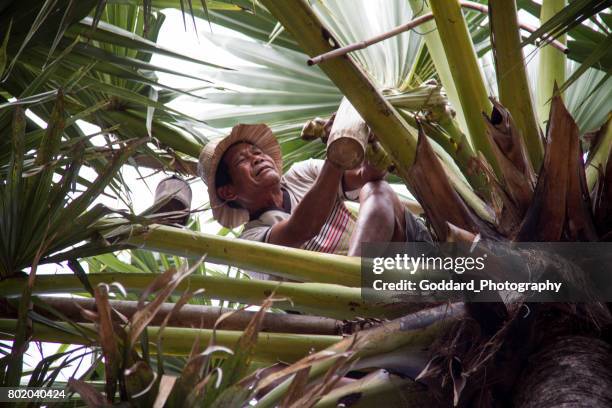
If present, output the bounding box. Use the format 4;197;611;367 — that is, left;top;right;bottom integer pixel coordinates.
514;336;612;407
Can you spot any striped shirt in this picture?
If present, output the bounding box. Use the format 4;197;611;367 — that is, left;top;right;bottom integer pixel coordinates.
240;159;358;256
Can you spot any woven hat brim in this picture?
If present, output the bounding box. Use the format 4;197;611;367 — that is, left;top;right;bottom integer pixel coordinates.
202;124;282;228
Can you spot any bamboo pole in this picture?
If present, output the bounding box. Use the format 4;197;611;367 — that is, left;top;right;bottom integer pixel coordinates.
0;319;340;363
260;0;419;178
308;12;436;66
537;0;567;130
326;98;370;170
0;296;343;335
428;0;500;177
0;273;417;320
490;0;544;170
122;224;361;285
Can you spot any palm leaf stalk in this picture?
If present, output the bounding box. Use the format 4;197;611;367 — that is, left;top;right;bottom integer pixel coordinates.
121;224;361;285
255;303;466;408
0;272;416;320
313;369;434;408
489;0;543;169
259;0;419;177
398;107;493;199
0;320;340;364
0;296;344;335
537;0;568;129
428;0;499;175
408;0;469;139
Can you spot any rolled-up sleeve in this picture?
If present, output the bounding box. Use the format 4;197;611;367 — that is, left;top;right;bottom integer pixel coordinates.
239;223;271;243
239;210;291;243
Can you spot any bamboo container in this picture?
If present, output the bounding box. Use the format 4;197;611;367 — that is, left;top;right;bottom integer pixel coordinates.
326;97;370;170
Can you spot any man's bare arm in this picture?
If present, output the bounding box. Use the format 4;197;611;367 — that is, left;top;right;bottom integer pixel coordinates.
267;160;344;248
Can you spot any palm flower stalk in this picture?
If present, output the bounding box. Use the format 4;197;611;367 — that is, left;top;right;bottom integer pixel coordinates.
537;0;568;129
428;0;499;175
489;0;543;169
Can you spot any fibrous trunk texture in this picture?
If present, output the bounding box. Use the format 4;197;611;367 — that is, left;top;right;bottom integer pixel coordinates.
514;336;612;408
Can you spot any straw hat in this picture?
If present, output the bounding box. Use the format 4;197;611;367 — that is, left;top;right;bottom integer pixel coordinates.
197;124;282;228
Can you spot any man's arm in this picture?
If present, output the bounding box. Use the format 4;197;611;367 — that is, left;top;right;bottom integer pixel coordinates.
267;160;344;248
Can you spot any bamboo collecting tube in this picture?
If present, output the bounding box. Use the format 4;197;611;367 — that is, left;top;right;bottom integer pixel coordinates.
326;97;370;169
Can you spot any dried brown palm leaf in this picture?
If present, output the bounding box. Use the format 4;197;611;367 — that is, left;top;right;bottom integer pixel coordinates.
517;90;597;241
407;124;496;240
93;283;122;404
68;378;107;407
128;257;204;348
483;99;535;221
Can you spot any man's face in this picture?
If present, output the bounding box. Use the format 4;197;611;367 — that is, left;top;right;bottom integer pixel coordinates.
219;142;281;200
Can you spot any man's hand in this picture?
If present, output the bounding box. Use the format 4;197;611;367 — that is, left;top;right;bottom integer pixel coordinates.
342;131;388;192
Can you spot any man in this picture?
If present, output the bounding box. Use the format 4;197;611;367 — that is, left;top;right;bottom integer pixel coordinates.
198;123;431;278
